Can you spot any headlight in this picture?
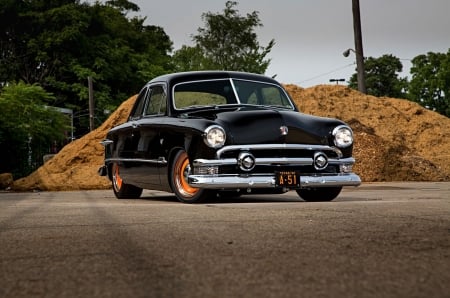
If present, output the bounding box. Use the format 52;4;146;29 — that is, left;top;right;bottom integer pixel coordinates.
203;125;226;148
333;125;353;148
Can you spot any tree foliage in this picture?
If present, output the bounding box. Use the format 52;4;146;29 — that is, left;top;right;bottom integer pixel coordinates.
0;0;174;178
349;54;408;98
0;82;69;177
171;45;206;72
409;50;450;117
173;1;275;74
0;0;173;137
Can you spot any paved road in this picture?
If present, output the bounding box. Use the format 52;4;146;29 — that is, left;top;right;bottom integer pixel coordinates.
0;182;449;298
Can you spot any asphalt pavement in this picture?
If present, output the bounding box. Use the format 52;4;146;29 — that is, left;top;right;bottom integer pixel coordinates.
0;182;449;298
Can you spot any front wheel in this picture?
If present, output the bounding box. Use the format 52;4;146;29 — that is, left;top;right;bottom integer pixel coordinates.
170;150;211;203
111;163;142;199
296;187;342;202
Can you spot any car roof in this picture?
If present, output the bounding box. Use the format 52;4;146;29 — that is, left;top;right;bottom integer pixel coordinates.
147;71;279;86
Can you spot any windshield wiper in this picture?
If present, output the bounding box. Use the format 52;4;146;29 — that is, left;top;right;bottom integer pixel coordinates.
262;104;292;110
184;105;215;109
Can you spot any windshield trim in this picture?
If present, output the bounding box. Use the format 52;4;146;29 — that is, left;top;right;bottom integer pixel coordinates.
230;78;295;110
172;78;295;111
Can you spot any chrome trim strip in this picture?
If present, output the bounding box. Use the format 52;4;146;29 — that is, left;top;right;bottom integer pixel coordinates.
300;174;361;187
105;157;168;165
100;139;114;146
193;157;355;167
329;157;355;165
193;158;237;166
216;144;343;159
188;173;361;189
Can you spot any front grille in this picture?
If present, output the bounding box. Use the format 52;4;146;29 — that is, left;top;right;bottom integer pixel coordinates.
217;144;342;159
219;164;339;175
214;144;342;175
220;148;340;159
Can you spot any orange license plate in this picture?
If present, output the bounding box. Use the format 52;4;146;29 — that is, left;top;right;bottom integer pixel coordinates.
275;171;300;188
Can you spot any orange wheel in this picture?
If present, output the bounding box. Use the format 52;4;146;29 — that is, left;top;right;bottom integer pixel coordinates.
112;163;123;192
175;152;199;197
171;150;210;203
111;163;142;199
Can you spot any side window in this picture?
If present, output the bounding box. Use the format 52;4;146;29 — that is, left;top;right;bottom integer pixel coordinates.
129;87;148;120
145;85;166;116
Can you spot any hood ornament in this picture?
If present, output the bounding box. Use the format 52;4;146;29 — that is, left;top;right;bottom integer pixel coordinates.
280;126;288;136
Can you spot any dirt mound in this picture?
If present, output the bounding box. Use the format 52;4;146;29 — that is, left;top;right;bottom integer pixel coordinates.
12;85;450;191
286;84;450;181
12;95;137;191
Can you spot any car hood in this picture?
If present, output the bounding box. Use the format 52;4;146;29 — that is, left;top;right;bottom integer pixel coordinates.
185;106;346;145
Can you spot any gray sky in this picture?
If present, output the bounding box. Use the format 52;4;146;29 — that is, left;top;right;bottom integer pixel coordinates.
127;0;450;87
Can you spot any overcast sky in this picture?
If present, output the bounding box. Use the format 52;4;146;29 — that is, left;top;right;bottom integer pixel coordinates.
126;0;449;87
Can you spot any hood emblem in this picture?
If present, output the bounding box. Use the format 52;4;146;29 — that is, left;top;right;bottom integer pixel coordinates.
280;126;289;136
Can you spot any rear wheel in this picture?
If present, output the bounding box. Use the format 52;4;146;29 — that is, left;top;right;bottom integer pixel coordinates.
171;150;211;203
111;163;142;199
296;187;342;202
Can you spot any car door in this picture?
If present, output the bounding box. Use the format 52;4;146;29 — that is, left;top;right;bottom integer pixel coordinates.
113;87;149;186
132;84;167;188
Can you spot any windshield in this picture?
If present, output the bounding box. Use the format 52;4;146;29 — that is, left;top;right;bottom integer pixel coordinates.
173;78;294;110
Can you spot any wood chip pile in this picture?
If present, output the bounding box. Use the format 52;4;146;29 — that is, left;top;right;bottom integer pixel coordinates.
12;85;450;191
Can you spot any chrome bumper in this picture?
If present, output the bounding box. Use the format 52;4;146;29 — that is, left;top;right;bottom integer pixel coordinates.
188;173;361;189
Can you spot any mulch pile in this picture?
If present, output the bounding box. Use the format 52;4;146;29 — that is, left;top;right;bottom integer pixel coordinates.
287;85;450;181
11;85;450;191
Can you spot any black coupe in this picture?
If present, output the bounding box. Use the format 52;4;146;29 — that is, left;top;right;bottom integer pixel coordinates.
99;71;361;203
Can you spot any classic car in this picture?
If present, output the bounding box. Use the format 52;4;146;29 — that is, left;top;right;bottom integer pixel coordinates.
99;71;361;203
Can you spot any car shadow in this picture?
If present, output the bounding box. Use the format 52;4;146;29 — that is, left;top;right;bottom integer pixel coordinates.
139;193;302;204
137;189;372;204
137;192;375;204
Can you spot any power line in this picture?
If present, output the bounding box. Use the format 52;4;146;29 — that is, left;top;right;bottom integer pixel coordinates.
295;57;414;86
297;63;355;85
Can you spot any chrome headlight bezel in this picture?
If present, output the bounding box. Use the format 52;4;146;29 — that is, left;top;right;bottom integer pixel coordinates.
332;125;353;148
203;125;226;148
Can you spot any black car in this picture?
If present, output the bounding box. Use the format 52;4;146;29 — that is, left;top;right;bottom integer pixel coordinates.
99;71;361;203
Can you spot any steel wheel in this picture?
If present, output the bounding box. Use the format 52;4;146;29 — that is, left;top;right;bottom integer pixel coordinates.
171;150;210;203
112;163;123;193
111;163;142;199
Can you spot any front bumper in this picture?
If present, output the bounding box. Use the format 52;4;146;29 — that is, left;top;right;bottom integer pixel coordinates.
188;173;361;189
189;143;361;189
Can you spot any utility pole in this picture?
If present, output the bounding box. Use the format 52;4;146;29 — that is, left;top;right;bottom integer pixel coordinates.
352;0;366;94
88;76;95;131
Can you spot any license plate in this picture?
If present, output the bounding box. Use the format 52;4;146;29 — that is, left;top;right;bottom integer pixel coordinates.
275;171;300;188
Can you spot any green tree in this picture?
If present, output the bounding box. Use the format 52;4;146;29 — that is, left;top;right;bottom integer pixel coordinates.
173;1;275;73
349;54;408;98
0;82;70;177
171;45;206;72
409;50;450;117
0;0;173;137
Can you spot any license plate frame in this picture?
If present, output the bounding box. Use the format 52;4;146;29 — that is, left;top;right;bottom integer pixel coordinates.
275;171;301;188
